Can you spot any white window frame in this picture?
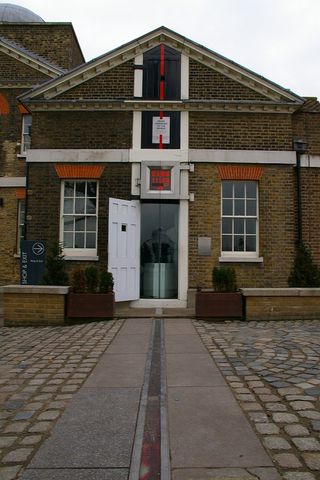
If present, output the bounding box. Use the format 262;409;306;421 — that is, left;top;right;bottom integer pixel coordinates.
219;180;263;263
60;180;99;260
16;199;25;254
21;115;32;155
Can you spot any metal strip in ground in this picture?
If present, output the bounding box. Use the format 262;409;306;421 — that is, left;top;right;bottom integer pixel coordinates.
139;319;161;478
128;320;155;480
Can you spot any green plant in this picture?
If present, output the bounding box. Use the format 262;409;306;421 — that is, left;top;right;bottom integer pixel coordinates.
71;268;86;293
42;243;69;286
99;270;114;293
288;243;320;287
212;266;237;292
85;266;99;293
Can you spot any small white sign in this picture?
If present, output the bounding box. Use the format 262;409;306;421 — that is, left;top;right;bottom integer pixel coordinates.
152;117;170;144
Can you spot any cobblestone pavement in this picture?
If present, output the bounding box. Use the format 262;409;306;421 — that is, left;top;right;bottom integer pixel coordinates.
194;319;320;480
0;320;124;480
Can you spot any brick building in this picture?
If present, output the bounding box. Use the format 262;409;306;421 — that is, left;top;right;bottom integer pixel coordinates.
0;4;84;285
2;8;320;308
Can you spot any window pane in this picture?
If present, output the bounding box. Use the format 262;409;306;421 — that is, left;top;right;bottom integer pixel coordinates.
75;198;85;214
64;181;74;197
246;219;256;235
234;235;245;251
246;199;256;216
75;217;85;231
234;218;244;234
62;180;98;252
19;201;25;222
222;181;233;198
86;198;96;214
246;235;256;252
86;233;96;248
222;218;232;234
64;198;73;214
86;217;96;231
87;182;97;197
246;182;256;199
222;199;233;215
64;232;73;248
75;182;86;197
234;199;244;216
75;233;85;248
234;182;245;198
222;235;232;251
64;218;74;231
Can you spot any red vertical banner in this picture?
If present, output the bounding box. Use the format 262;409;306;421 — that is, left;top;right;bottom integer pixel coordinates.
159;44;165;149
159;44;165;101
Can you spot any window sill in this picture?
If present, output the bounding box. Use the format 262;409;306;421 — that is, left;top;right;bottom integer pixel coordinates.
219;256;264;263
64;256;99;261
17;154;26;159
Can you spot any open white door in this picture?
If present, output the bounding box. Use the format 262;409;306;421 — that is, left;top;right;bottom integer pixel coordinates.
108;198;140;302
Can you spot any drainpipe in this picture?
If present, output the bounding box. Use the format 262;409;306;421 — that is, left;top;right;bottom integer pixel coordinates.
293;140;308;246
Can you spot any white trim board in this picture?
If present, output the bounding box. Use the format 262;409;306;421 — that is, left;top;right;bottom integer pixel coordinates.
0;177;26;187
189;149;296;164
26;149;320;167
27;149;129;163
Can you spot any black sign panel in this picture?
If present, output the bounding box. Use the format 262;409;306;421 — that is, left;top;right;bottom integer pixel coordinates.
20;241;46;285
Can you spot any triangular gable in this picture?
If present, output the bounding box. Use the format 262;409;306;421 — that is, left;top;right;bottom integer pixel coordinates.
20;26;303;104
0;36;65;79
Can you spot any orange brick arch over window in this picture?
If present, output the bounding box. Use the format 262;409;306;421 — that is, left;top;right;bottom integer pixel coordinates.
0;94;9;115
218;165;263;180
55;165;105;179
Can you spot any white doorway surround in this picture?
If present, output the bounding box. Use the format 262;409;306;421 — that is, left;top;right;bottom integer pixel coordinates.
108;198;188;307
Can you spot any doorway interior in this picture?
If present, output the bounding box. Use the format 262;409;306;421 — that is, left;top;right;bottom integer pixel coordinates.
140;201;179;299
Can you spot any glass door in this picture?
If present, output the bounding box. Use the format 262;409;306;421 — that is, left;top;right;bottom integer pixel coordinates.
140;202;179;299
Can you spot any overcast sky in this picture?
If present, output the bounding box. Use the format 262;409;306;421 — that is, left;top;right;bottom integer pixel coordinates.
6;0;320;99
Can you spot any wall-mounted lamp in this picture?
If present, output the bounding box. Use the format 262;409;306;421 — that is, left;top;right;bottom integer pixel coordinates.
293;139;308;154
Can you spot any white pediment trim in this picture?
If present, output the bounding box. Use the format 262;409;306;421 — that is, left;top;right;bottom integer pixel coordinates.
20;27;303;105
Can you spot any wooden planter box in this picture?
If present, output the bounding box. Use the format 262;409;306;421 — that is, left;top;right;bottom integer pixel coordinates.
67;292;114;319
195;291;243;319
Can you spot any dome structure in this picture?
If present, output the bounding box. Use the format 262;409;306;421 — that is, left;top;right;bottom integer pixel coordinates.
0;3;44;22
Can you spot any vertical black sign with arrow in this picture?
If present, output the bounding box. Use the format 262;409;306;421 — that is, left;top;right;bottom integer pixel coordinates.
20;240;46;285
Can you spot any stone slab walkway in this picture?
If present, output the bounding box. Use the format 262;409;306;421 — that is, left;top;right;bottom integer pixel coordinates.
0;318;320;479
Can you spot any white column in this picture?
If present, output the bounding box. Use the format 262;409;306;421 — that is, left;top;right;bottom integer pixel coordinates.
178;198;189;302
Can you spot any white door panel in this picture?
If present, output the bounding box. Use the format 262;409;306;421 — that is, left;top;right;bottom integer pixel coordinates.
108;198;140;301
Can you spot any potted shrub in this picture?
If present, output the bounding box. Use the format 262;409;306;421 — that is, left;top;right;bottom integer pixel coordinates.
195;266;243;318
42;242;69;286
67;267;114;319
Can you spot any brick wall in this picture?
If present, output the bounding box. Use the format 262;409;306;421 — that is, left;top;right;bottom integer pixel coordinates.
31;111;133;149
57;61;134;100
293;111;320;155
189;59;269;101
301;168;320;264
189;112;293;150
188;163;296;289
0;188;21;285
0;24;84;69
0;52;49;85
3;290;66;326
0;88;29;176
245;295;320;321
27;162;132;274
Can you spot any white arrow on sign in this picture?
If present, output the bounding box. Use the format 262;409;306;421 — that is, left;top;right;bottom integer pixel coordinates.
32;242;45;256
